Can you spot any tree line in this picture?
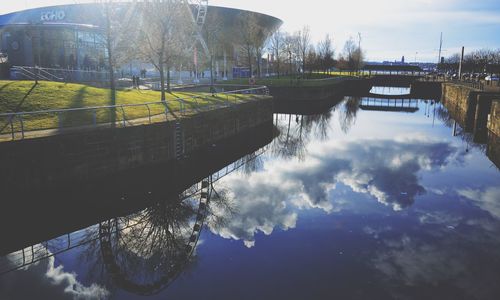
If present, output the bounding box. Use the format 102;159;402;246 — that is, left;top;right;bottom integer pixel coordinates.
100;1;367;104
267;27;365;78
439;48;500;75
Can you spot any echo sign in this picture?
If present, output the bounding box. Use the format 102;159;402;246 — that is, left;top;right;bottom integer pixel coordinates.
41;11;66;22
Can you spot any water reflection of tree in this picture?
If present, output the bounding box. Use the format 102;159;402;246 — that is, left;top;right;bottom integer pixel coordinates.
207;187;238;231
271;114;307;160
77;184;234;296
338;96;361;133
271;110;333;160
303;111;332;141
236;151;264;175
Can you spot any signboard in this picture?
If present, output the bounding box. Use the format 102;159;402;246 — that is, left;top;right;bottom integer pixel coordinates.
41;10;66;22
233;67;250;78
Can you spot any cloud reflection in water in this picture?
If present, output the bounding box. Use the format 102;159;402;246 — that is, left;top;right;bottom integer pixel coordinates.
210;135;461;247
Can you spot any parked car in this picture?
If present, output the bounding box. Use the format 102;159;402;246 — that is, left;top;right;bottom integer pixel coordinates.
485;75;499;81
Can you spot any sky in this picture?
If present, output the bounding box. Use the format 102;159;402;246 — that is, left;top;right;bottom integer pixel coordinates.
1;0;499;62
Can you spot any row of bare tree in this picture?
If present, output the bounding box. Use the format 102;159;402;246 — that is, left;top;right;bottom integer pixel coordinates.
439;48;500;74
103;0;278;101
267;27;365;78
103;0;196;103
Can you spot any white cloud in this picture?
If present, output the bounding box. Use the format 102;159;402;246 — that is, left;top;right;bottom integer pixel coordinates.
0;245;109;300
458;187;500;219
209;137;459;247
373;235;467;287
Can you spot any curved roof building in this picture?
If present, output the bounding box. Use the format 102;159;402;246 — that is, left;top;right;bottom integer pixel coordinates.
0;3;282;75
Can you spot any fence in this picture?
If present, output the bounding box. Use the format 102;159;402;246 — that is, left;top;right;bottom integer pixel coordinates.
419;76;485;91
10;66;112;83
449;79;484;91
0;86;270;141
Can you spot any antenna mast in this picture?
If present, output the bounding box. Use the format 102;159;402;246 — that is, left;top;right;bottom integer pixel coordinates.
438;32;443;65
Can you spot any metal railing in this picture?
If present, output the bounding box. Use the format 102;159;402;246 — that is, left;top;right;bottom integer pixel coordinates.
419;76;485;91
449;79;484;91
0;86;270;141
10;66;113;83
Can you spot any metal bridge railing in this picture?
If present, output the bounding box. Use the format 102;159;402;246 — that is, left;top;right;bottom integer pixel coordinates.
0;86;270;141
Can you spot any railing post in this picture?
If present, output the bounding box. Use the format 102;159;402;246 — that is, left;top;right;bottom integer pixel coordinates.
92;109;97;126
146;104;151;123
121;107;126;127
58;112;62;129
10;117;15;140
19;115;25;139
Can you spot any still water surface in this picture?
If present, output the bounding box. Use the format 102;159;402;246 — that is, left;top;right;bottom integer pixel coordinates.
1;90;499;300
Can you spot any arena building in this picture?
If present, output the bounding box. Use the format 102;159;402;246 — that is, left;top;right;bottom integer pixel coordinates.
0;2;282;80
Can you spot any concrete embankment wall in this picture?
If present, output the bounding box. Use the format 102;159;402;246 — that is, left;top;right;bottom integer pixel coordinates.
411;81;443;99
0;97;273;191
269;78;372;102
488;100;500;168
441;82;499;167
489;100;500;137
441;83;481;132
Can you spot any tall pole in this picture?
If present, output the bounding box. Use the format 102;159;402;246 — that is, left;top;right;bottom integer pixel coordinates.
357;32;361;74
223;51;227;81
266;53;270;77
458;46;464;80
438;32;443;65
193;46;199;84
178;64;183;85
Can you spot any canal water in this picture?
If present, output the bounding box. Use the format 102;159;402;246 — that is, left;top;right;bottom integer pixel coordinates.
1;88;500;300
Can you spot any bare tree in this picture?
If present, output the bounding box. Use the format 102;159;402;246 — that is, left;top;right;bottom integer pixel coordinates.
98;1;135;122
283;33;298;76
343;36;357;73
135;0;194;101
305;45;318;75
340;36;364;74
297;26;311;75
269;29;284;77
237;13;261;77
203;10;226;91
318;34;334;74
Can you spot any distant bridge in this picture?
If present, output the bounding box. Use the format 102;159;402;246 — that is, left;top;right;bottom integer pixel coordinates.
359;98;420;113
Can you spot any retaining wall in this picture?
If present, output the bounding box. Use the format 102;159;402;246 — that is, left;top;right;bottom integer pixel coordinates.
0;97;273;191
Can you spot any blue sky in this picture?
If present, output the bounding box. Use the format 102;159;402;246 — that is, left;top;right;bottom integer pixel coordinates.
1;0;499;62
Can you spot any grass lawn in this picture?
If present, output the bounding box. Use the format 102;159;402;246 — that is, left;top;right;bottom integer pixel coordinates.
0;80;265;133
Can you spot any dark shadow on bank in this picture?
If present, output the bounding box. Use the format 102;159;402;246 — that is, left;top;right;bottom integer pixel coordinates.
0;121;276;256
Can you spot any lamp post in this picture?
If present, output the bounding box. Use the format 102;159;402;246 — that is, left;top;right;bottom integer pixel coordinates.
223;51;227;81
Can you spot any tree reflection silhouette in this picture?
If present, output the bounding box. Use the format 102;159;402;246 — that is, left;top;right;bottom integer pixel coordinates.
77;179;235;296
339;96;361;133
271;110;334;161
